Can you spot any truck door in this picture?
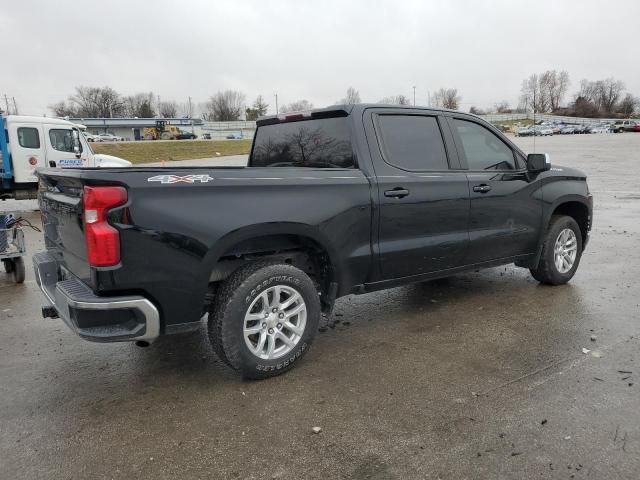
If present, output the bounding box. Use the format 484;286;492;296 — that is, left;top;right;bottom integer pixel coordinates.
368;109;470;280
447;117;542;262
45;126;87;168
7;122;44;184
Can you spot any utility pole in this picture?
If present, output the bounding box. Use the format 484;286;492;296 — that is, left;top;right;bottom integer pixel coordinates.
188;96;194;134
274;93;278;114
3;94;9;114
427;91;431;107
12;97;18;115
413;86;416;106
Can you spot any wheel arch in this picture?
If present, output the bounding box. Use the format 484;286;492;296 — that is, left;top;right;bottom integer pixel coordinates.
202;223;342;312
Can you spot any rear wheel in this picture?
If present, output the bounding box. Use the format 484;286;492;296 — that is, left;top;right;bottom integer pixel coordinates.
2;259;13;273
12;258;25;284
530;215;583;285
208;262;320;379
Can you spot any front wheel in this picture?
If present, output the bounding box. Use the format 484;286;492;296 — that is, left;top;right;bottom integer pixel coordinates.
208;262;320;379
530;215;583;285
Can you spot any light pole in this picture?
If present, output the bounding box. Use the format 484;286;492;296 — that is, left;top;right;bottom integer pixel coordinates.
274;93;279;114
413;86;416;106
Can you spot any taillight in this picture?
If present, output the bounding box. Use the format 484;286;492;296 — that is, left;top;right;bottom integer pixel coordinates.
83;186;127;267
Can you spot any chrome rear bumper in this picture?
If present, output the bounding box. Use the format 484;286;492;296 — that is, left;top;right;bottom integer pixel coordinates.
33;251;160;343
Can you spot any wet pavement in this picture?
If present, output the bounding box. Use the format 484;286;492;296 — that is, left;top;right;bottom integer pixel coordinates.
1;134;639;479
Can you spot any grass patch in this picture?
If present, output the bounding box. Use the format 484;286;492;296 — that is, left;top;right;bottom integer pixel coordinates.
92;139;253;164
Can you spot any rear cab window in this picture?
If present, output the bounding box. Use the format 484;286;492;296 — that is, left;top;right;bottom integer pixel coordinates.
374;114;449;171
249;117;354;168
18;127;40;148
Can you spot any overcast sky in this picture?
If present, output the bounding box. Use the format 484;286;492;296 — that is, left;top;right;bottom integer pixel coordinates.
2;0;639;116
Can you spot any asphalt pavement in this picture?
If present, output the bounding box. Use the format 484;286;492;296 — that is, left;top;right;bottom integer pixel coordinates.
1;133;639;479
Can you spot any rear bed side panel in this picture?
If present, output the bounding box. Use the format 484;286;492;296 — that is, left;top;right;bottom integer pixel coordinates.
81;168;372;330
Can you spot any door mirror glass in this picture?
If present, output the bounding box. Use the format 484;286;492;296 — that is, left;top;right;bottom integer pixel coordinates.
527;153;550;173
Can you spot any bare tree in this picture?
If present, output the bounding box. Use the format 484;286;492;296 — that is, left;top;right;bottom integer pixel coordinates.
124;92;156;118
279;99;314;113
577;77;626;114
245;95;270;120
616;93;638;116
50;86;125;117
469;106;485;115
159;101;178;118
50;100;77;117
598;78;625;114
339;87;361;105
432;88;461;110
493;101;511;113
73;86;124;117
205;90;246;121
554;71;570;110
378;95;411;105
571;96;599;117
520;74;549;113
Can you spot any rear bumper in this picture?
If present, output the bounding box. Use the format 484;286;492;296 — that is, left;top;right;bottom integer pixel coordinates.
33;251;160;343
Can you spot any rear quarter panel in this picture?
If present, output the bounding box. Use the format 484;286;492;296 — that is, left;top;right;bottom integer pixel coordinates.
90;167;372;329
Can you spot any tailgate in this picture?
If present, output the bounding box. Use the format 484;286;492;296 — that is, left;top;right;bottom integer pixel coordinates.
38;171;91;282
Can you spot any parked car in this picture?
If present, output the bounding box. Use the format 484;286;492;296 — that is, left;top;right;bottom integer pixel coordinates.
225;133;243;139
611;120;637;133
534;126;553;136
201;133;212;140
515;127;533;137
551;124;564;135
587;124;609;134
574;125;588;134
97;133;124;142
34;104;593;379
560;126;577;134
176;131;197;140
82;132;99;142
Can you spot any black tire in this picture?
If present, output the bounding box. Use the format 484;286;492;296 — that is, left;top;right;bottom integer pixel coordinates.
530;215;583;285
208;262;320;379
12;258;25;284
2;259;13;274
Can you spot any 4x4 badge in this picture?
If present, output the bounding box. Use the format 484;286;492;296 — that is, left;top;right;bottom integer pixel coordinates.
147;174;214;184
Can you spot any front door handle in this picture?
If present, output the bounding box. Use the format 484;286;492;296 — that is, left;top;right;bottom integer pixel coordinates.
384;188;410;198
472;184;492;193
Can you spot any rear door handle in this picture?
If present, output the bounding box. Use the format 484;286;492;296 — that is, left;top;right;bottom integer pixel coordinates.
472;184;492;193
384;188;410;198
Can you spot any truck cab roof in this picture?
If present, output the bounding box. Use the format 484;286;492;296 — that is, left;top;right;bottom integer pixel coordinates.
256;104;469;126
3;115;77;127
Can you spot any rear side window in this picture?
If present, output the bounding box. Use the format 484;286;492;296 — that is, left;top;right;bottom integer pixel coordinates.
250;117;354;168
49;129;75;152
375;115;449;171
18;127;40;149
453;119;515;171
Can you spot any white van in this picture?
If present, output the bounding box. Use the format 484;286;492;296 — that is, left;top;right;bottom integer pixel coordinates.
1;115;131;199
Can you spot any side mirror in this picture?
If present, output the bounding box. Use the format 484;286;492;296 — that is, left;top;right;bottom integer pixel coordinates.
74;145;81;158
527;153;550;173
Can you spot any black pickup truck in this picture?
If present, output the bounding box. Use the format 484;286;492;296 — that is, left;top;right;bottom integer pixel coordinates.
34;104;593;378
